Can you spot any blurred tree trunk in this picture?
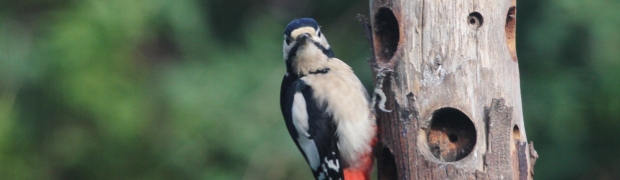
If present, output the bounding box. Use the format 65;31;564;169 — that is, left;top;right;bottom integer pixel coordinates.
364;0;539;179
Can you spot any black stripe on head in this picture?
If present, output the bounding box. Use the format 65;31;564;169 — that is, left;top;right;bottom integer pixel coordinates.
312;41;335;58
286;42;301;62
285;41;335;65
284;18;319;38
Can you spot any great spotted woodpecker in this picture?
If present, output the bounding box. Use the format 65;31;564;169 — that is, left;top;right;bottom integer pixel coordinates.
280;18;376;180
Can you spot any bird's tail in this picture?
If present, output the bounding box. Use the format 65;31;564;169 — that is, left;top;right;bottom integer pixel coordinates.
343;135;377;180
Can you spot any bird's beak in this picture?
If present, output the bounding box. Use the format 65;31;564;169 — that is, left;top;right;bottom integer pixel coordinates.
296;33;311;44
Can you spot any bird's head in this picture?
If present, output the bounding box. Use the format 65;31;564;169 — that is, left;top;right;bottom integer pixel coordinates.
283;18;334;67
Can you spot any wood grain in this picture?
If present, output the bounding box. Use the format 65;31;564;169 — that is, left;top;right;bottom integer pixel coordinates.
366;0;538;179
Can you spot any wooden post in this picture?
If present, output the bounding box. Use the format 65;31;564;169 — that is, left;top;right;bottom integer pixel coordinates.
364;0;539;179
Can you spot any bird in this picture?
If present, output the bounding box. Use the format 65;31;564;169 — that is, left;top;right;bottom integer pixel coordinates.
279;18;377;180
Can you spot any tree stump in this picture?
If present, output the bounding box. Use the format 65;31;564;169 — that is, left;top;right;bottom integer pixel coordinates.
363;0;539;179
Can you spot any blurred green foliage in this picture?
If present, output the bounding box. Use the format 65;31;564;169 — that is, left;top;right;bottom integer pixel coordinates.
0;0;618;179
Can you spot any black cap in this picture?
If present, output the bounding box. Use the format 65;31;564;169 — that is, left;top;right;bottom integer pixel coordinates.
284;18;319;37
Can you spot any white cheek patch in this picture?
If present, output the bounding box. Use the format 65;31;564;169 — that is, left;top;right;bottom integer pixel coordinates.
291;92;320;170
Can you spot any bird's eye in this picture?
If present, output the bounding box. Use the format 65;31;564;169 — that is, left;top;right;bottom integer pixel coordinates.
317;31;322;37
285;37;291;45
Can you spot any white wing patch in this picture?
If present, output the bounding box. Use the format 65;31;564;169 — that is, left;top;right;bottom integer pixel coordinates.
292;93;310;137
318;173;326;180
292;92;320;170
324;156;340;172
298;136;320;170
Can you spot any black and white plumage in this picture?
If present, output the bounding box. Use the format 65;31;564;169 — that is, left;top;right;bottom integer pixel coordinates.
280;18;376;180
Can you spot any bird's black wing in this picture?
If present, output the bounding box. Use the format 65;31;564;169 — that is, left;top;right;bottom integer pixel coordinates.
281;73;299;140
295;80;344;180
280;74;344;180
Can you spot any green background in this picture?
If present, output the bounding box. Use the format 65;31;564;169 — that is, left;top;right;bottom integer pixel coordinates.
1;0;618;179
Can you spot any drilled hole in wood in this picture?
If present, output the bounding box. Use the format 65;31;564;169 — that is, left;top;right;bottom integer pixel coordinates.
506;6;517;61
468;12;483;28
428;107;476;162
513;125;521;141
378;145;397;179
373;7;399;64
448;133;458;142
